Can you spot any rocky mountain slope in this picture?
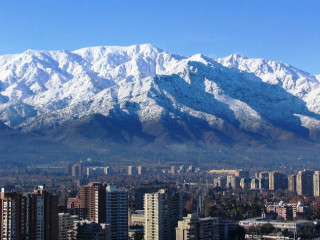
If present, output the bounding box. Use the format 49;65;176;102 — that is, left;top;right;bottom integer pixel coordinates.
0;44;319;152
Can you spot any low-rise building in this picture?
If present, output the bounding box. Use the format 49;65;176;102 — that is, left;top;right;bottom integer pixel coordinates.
67;196;86;218
72;220;111;240
292;202;311;218
266;201;293;220
175;214;219;240
239;217;314;232
129;210;144;226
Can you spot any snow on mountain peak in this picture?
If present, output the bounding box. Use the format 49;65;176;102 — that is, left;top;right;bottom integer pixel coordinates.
216;54;320;97
0;44;320;144
229;53;247;60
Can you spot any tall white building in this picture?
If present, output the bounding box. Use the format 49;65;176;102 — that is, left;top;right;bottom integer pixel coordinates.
144;189;165;240
144;189;183;240
105;186;128;240
314;171;320;197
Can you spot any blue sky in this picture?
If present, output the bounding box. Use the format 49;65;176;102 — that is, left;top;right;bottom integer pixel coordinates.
0;0;319;74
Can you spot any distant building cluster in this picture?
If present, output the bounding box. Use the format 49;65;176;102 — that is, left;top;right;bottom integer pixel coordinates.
210;168;320;197
164;165;200;174
66;162;147;178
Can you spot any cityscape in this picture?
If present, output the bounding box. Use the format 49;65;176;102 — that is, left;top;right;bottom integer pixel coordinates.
2;160;320;239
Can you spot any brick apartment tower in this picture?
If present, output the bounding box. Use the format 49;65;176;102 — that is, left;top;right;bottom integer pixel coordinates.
27;186;59;240
269;171;287;190
0;187;58;240
72;164;82;177
0;191;23;240
313;171;320;197
80;183;106;223
288;175;297;192
297;170;314;195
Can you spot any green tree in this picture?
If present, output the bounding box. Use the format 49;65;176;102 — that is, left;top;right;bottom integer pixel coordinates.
259;223;275;235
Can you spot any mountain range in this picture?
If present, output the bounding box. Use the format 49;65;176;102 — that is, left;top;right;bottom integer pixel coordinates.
0;44;319;164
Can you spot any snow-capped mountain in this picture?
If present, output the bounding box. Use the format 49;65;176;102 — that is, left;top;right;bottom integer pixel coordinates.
0;44;320;148
216;54;320;111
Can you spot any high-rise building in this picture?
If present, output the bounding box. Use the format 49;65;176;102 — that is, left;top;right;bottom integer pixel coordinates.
80;183;106;223
0;187;58;240
165;191;183;239
288;175;296;192
240;178;251;189
72;164;82;177
175;214;219;240
137;166;145;175
104;166;113;176
144;189;183;240
128;166;137;176
134;184;163;210
251;178;260;189
257;172;269;190
314;171;320;197
29;186;59;240
269;171;287;190
58;213;78;240
105;186;128;240
144;189;165;240
258;178;268;190
296;170;314;195
213;177;226;188
226;175;239;189
0;190;24;240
